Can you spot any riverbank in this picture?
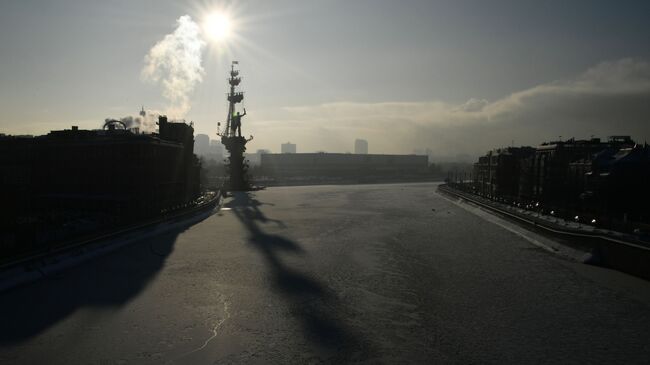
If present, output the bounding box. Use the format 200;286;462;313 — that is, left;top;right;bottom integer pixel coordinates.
438;184;650;280
0;191;221;292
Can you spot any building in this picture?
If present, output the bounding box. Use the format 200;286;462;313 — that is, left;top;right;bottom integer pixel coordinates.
194;133;210;156
245;149;271;166
201;139;224;162
473;147;535;199
261;153;428;178
281;142;296;154
354;139;368;154
413;148;433;161
520;136;634;204
582;144;650;224
470;135;650;228
0;116;201;258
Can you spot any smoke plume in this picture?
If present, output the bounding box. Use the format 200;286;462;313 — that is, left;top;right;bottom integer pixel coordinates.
141;15;206;118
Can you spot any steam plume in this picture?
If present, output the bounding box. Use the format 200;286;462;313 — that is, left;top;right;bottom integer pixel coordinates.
104;112;160;133
141;15;206;118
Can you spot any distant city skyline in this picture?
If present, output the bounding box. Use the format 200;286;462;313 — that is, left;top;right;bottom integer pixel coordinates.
1;0;649;158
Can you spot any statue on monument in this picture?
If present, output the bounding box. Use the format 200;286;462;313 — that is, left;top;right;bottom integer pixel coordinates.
231;108;246;137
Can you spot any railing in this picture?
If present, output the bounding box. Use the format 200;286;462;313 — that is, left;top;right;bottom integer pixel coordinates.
438;183;650;280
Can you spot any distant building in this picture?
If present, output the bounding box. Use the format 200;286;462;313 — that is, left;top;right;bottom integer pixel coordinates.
261;153;428;178
413;148;433;162
209;140;224;154
194;133;210;155
354;139;368;154
245;149;271;166
281;142;296;154
201;139;224;162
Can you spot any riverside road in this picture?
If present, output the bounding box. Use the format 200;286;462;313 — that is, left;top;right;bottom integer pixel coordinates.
1;183;649;364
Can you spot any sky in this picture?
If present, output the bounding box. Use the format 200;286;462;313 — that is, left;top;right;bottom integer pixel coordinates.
1;0;649;159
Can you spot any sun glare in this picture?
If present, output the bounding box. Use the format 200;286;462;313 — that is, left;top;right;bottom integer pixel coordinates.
203;12;231;42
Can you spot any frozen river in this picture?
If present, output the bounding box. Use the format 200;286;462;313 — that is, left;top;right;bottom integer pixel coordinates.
1;183;649;364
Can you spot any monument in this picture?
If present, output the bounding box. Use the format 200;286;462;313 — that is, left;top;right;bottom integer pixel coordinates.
218;61;253;191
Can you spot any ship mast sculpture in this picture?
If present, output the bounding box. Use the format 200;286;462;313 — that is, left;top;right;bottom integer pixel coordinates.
218;61;253;191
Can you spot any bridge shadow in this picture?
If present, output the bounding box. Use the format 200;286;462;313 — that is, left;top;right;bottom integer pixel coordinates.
0;210;213;345
225;192;363;354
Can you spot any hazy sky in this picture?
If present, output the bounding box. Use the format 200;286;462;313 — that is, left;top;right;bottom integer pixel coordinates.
1;0;649;157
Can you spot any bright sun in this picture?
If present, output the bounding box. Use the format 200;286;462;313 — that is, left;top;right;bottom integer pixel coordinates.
203;12;231;41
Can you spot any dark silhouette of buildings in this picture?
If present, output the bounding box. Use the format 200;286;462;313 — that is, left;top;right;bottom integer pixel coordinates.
473;147;535;199
471;136;649;229
0;116;200;259
519;136;635;204
581;143;650;224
